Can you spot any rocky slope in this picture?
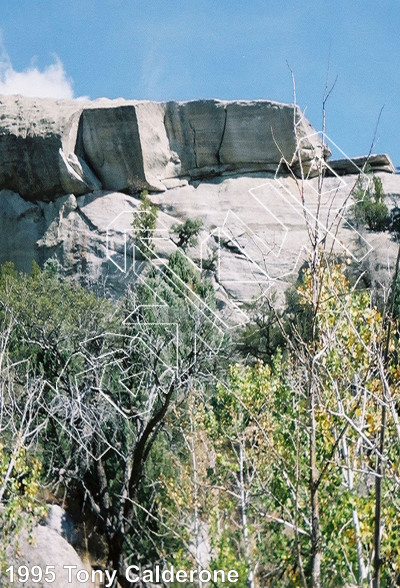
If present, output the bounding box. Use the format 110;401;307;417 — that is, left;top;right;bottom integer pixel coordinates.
0;94;399;308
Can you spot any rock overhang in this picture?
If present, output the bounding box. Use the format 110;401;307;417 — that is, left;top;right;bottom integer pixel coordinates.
0;94;328;202
0;93;398;309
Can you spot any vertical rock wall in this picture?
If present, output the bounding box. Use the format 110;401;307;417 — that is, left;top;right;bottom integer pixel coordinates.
0;95;326;202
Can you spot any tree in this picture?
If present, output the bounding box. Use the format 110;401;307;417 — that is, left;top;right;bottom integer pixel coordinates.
201;260;400;586
0;251;228;586
0;275;48;563
172;218;203;251
205;360;294;587
232;73;400;585
350;172;389;232
132;189;158;260
235;294;286;364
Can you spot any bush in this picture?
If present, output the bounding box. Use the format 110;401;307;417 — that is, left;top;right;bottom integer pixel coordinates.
172;218;203;251
132;190;158;260
350;173;389;231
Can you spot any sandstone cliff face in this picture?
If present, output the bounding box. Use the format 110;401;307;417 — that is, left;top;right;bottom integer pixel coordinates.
0;94;398;306
0;95;326;201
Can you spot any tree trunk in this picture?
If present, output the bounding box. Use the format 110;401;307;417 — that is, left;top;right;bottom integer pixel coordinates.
239;441;255;588
373;242;400;588
108;530;130;588
309;375;321;588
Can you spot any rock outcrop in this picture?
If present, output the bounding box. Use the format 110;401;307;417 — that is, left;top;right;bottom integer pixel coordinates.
0;95;327;201
3;523;90;588
326;153;395;176
0;93;399;307
2;172;400;307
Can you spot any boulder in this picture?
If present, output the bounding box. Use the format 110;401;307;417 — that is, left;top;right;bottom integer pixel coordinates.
1;93;398;307
58;149;102;196
0;96;85;201
219;100;325;175
134;101;178;189
327;153;395;176
2;171;400;307
164;99;327;179
45;504;75;545
0;95;328;202
3;525;90;588
0;190;43;272
164;100;227;175
77;105;147;193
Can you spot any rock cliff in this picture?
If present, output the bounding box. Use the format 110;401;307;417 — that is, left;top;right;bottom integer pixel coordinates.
0;94;398;306
0;95;327;201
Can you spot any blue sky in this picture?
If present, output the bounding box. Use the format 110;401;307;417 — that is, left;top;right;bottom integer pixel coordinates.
0;0;399;165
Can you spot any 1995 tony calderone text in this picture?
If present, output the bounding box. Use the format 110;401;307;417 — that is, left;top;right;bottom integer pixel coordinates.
4;564;240;585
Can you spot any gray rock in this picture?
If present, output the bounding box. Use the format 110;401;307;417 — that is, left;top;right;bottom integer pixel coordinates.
164;100;227;174
135;100;178;190
0;96;86;201
77;105;148;193
2;171;399;308
0;189;42;272
0;94;327;202
58;149;102;196
0;94;398;308
219;100;325;176
164;99;327;179
327;153;395;175
45;505;75;545
3;525;89;588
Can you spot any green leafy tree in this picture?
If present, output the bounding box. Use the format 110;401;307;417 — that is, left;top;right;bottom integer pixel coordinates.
0;282;48;564
350;173;389;231
132;190;158;260
0;444;45;565
172;218;203;251
198;261;400;587
236;294;286;364
0;254;228;587
205;360;288;587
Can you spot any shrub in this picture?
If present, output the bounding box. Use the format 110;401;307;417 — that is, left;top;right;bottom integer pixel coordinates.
132;190;158;260
350;173;389;231
172;218;203;251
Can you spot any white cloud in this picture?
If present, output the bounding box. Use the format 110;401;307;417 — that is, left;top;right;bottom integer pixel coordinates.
0;43;75;99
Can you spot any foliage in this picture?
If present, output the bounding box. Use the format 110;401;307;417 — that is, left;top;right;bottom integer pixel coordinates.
0;261;117;385
205;361;286;586
132;189;158;259
2;248;400;586
167;261;400;587
291;262;400;585
165;249;215;304
389;206;400;237
201;245;219;272
0;258;227;587
43;257;60;278
236;294;286;363
350;173;389;231
0;444;46;565
172;218;203;251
